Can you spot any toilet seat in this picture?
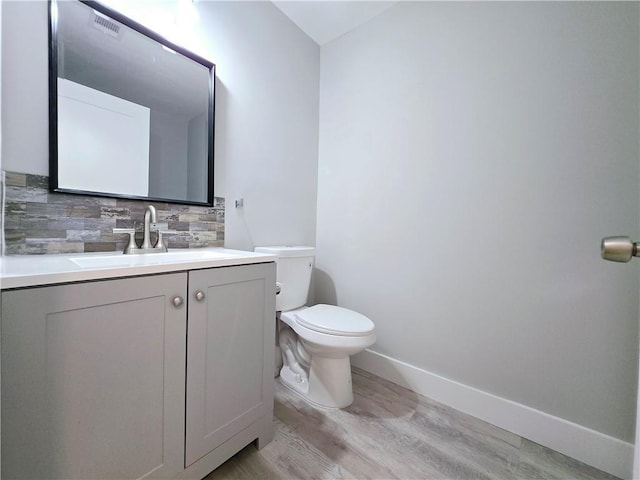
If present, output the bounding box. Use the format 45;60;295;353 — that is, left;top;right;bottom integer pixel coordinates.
294;304;374;337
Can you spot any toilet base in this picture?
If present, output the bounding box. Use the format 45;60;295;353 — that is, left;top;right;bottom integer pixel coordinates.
280;355;354;409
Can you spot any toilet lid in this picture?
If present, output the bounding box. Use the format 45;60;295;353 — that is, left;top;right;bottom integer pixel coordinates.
295;304;375;336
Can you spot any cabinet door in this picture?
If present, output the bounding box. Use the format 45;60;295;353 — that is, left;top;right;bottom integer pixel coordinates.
185;263;276;467
1;273;188;479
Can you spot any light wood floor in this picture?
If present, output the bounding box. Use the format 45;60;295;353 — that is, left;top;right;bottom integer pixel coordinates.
206;368;620;480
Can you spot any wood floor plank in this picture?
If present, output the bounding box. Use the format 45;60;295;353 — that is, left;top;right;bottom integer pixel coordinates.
205;368;621;480
514;439;619;480
276;387;429;479
351;369;521;478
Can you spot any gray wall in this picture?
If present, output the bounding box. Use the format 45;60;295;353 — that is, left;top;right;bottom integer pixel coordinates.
1;0;320;251
187;112;207;203
1;1;48;177
196;1;320;250
148;110;189;201
0;1;3;260
316;1;639;444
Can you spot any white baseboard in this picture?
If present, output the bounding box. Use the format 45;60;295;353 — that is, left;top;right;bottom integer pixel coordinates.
351;349;633;480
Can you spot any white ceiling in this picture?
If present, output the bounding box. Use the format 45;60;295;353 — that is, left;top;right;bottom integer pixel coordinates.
272;1;397;45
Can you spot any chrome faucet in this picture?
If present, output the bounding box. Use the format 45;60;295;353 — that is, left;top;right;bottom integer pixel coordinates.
141;205;157;250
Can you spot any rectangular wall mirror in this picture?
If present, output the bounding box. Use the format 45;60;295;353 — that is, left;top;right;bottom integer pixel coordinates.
49;0;215;206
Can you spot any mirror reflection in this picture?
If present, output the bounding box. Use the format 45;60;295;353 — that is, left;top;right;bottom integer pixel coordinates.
50;0;215;205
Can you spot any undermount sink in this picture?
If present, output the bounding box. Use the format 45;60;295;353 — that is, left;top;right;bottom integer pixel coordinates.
70;249;235;269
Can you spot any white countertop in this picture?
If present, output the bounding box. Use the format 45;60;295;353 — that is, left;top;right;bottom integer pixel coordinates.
0;248;276;290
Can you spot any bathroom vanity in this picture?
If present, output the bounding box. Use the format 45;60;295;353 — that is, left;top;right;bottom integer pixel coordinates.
0;248;276;479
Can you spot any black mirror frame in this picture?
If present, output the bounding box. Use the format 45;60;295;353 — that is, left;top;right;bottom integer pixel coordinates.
48;0;216;206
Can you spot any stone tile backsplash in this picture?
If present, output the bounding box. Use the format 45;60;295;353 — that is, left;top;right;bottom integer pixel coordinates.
3;171;224;255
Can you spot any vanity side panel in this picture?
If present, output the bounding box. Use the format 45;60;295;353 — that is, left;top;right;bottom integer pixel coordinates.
1;273;188;479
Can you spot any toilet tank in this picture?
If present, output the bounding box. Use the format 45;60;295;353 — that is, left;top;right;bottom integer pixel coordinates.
254;246;315;311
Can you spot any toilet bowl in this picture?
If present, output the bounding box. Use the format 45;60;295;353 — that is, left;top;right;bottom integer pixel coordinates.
254;246;376;409
279;304;375;408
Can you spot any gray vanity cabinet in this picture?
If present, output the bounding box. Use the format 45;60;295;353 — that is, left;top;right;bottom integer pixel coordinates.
1;262;276;479
1;273;188;479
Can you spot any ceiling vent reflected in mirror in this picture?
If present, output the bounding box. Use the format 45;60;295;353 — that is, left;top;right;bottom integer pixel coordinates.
92;11;122;39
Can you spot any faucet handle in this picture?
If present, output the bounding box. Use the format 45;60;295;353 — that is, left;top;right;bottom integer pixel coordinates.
155;230;179;252
113;228;138;254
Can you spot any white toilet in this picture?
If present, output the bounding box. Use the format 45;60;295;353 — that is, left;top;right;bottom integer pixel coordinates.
254;246;376;409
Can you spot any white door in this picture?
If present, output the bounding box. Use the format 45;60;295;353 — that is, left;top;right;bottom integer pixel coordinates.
601;238;640;478
635;380;639;479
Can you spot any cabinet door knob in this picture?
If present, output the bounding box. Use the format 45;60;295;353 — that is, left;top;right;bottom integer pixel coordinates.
172;296;184;308
195;291;206;302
